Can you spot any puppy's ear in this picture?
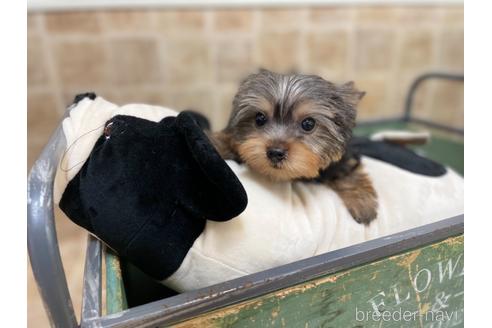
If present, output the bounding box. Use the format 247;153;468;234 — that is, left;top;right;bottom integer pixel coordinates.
338;81;366;106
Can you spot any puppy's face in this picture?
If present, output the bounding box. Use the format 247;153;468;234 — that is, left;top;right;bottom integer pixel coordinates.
225;70;364;181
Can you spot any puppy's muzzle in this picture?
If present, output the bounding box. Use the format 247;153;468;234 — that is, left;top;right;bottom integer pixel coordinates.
266;147;287;165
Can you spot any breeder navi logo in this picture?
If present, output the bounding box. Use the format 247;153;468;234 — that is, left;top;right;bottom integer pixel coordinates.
355;252;463;327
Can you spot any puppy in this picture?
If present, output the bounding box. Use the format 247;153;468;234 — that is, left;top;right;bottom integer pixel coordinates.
211;69;378;224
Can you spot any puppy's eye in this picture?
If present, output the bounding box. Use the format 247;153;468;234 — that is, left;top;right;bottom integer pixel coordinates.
255;112;268;127
301;117;316;132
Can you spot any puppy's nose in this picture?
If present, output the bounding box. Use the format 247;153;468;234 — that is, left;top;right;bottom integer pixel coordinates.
266;148;287;164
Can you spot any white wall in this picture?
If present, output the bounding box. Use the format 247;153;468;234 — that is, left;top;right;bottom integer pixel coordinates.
28;0;464;13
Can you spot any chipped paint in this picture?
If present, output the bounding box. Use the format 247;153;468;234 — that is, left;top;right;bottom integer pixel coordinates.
170;236;463;328
105;249;128;315
271;308;279;319
397;249;421;267
370;271;379;281
338;293;351;303
420;302;431;314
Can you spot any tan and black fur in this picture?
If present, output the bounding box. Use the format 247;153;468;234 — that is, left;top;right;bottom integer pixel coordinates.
211;69;378;224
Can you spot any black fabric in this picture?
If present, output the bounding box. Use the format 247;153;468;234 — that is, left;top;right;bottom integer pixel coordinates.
73;92;97;105
121;259;178;308
350;137;447;177
181;110;211;131
59;112;248;280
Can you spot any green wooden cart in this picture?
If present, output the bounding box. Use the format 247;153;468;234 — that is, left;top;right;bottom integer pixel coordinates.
28;72;463;327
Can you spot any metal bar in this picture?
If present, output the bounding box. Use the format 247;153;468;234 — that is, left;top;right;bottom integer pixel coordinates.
407;117;464;135
356;117;405;127
403;72;464;123
80;235;103;326
27;124;78;328
356;117;464;135
88;214;463;328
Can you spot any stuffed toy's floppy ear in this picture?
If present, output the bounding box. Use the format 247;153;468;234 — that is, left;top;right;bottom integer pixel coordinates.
59;110;248;280
175;112;248;222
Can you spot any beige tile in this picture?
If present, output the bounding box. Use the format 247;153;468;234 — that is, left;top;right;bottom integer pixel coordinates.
355;77;389;120
309;7;353;25
387;73;430;119
354;29;395;72
442;7;464;25
306;30;348;73
258;31;301;73
27;92;60;166
27;92;60;138
260;9;301;30
108;38;162;85
45;12;101;34
429;80;464;127
407;77;464;129
28;36;50;87
155;10;204;34
213;10;253;32
396;6;441;26
100;10;153;32
53;40;109;88
355;7;398;24
216;85;237;130
399;29;433;70
164;39;213;85
27;260;50;328
110;87;168;107
164;88;214;112
27;13;41;34
310;70;348;85
438;29;464;69
216;39;254;83
163;88;216;125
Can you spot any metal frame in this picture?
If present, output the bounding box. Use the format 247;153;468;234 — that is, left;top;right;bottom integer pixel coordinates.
27;121;78;328
27;71;464;327
80;236;102;327
403;72;464;134
358;71;464;135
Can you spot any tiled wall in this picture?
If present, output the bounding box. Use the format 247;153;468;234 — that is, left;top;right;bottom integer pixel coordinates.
27;5;463;166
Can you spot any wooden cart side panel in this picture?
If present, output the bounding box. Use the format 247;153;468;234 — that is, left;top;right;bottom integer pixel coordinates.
173;235;464;328
105;247;128;315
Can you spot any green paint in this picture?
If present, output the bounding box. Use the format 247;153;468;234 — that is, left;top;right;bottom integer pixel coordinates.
105;247;128;314
354;122;464;175
174;235;463;328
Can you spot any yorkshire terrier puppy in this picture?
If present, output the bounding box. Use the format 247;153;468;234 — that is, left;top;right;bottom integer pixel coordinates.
211;69;378;224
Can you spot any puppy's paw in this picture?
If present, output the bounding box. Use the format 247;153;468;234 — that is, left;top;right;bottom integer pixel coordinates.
328;166;379;225
347;199;378;225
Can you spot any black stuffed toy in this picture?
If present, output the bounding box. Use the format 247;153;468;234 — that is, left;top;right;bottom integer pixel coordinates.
59;96;247;281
